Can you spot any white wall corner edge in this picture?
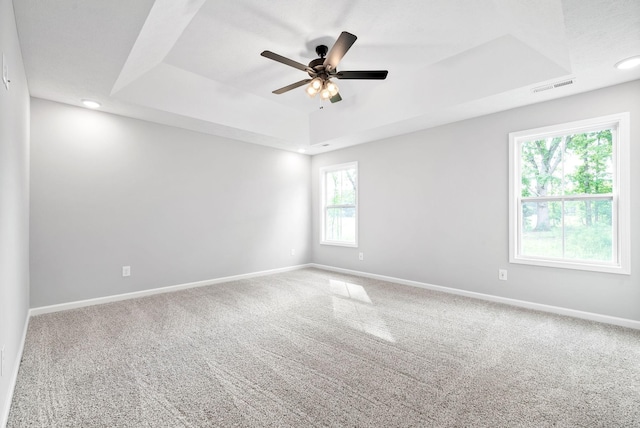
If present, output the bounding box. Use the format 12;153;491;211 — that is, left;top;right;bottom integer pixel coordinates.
1;312;30;428
309;263;640;330
29;264;314;316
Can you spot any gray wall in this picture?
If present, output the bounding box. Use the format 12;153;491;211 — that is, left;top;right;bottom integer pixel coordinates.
0;0;30;423
30;98;311;307
312;80;640;322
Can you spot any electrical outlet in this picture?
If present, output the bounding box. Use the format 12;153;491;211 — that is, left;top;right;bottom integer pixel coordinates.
498;269;508;281
122;266;131;277
359;252;364;261
290;248;295;256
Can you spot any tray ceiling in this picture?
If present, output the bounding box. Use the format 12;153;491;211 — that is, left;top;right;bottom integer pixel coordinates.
13;0;640;153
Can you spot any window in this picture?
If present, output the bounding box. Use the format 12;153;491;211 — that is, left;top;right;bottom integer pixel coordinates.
509;113;630;274
321;162;358;246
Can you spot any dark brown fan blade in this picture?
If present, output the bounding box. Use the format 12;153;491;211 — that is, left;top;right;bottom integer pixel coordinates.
261;51;314;74
272;79;311;94
324;31;357;71
329;93;342;103
335;70;388;80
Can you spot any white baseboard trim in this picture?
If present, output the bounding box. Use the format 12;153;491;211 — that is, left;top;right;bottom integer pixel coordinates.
30;264;312;316
310;264;640;330
27;262;640;329
1;312;30;428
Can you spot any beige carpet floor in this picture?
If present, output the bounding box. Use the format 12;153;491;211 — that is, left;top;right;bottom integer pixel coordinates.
8;268;640;427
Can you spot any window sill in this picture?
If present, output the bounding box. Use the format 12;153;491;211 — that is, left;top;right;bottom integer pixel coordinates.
320;241;358;248
510;255;629;275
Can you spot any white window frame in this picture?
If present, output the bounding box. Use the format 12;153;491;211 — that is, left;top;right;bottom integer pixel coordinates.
508;112;630;274
320;161;358;247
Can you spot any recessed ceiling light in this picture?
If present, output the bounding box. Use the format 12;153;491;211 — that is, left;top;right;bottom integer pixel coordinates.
297;148;307;154
81;99;101;109
614;56;640;70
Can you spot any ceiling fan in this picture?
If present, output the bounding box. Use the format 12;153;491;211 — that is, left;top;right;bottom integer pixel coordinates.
261;31;388;103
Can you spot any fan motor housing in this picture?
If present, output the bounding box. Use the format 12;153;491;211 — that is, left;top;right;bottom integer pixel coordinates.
309;57;325;70
308;45;330;77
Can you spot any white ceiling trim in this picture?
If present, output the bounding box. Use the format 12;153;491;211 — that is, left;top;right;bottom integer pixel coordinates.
111;0;207;95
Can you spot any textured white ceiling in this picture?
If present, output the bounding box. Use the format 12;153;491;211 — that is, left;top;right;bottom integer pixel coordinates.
13;0;640;154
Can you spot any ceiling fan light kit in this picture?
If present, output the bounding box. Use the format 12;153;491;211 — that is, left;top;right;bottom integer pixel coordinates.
306;77;324;97
326;81;339;96
261;31;388;103
307;78;339;100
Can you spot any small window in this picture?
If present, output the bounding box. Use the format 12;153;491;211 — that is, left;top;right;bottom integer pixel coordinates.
509;113;630;274
320;162;358;247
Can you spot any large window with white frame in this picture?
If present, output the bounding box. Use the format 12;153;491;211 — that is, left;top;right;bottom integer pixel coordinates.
509;113;630;274
320;162;358;247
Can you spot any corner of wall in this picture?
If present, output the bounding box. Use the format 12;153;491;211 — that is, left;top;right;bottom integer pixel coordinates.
0;0;31;425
